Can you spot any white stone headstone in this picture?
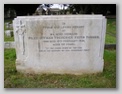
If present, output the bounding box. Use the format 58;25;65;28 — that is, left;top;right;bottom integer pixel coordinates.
4;42;15;48
5;22;10;29
5;22;13;29
5;30;13;37
13;15;106;75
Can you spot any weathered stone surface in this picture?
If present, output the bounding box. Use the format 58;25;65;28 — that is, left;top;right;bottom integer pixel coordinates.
13;15;106;75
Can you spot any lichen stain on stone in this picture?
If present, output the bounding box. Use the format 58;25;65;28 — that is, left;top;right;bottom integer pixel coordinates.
33;21;44;37
25;68;35;74
16;62;21;66
39;21;44;37
16;60;24;66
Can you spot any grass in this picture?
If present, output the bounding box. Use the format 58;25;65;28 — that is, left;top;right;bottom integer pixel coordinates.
105;18;116;44
4;35;14;42
105;34;116;44
4;49;116;88
106;19;116;35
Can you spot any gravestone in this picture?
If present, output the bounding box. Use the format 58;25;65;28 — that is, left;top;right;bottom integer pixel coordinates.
4;42;15;48
5;22;13;29
13;15;106;75
5;30;13;37
9;23;13;29
5;22;10;29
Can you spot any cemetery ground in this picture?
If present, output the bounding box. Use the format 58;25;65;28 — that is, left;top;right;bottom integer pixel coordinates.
4;18;116;88
4;49;116;88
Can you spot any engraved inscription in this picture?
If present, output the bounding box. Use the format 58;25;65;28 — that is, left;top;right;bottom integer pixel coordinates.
28;23;99;53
